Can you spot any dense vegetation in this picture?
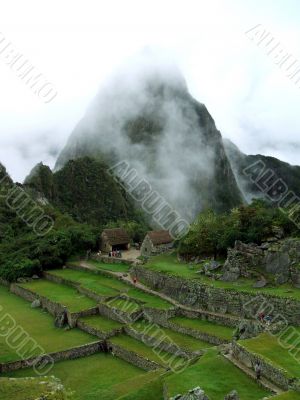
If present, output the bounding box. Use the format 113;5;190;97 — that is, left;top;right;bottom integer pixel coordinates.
0;164;98;281
179;199;298;258
25;157;147;228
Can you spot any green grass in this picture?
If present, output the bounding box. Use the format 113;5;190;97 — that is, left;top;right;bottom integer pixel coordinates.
272;392;300;399
19;279;97;312
49;268;173;309
117;375;164;400
145;254;300;301
79;314;123;333
240;332;300;379
0;286;96;363
170;316;235;341
110;334;187;369
2;353;146;400
106;297;141;314
130;320;213;352
165;348;271;400
87;259;131;273
48;269;120;297
0;376;66;400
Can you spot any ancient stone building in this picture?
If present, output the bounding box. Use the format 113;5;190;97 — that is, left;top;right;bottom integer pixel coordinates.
141;230;173;257
100;228;130;252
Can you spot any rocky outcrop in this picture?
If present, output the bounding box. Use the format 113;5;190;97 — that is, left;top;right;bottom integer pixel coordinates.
170;387;209;400
221;238;300;285
224;390;240;400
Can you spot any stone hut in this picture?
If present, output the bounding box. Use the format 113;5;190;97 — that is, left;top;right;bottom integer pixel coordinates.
141;230;173;257
100;228;130;252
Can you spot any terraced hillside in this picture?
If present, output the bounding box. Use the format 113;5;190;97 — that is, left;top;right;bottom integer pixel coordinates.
1;258;300;399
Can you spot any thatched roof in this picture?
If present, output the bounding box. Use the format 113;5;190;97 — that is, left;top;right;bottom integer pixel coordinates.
102;228;130;245
147;230;173;245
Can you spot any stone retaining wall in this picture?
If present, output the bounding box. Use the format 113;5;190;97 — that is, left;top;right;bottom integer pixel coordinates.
108;342;160;371
11;284;98;328
77;319;124;340
159;319;227;346
132;266;300;325
98;302;141;324
231;341;300;391
0;341;102;373
124;326;193;358
91;255;133;266
44;271;114;303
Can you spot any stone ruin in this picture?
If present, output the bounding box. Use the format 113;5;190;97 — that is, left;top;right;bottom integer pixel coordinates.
170;387;240;400
220;237;300;286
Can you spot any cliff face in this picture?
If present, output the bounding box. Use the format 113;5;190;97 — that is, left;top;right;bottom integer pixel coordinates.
223;139;300;203
56;60;243;221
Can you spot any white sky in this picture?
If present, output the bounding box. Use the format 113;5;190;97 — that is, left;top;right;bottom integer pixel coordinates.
0;0;299;182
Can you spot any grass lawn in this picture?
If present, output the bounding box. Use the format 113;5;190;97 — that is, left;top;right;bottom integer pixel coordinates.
0;286;96;363
79;314;123;332
48;268;120;297
0;377;65;400
2;353;146;400
240;332;300;379
50;268;173;309
165;348;271;400
131;320;213;352
19;279;97;312
170;316;235;341
87;259;131;273
272;392;300;399
117;375;164;400
145;254;300;301
110;334;187;369
106;297;141;314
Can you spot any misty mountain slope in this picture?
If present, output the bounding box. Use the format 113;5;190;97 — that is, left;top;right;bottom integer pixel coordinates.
56;55;244;221
223;138;300;202
25;157;145;227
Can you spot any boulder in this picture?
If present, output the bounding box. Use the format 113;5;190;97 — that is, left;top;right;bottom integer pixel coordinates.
170;387;209;400
224;390;240;400
31;299;41;308
252;279;267;288
32;274;39;280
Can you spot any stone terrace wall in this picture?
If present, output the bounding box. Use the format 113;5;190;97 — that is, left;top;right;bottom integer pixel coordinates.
44;271;113;303
91;255;133;265
124;326;193;358
11;284;98;328
0;341;102;373
98;302;141;324
160;319;227;346
232;341;300;391
132;266;300;326
77;319;124;340
108;342;160;371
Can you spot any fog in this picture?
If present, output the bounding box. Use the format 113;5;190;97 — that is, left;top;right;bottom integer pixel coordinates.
0;0;299;182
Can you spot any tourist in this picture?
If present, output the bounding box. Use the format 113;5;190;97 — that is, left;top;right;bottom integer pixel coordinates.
254;362;261;380
258;312;265;323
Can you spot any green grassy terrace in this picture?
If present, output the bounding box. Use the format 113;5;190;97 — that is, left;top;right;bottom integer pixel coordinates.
130;320;213;352
2;353;146;400
79;314;124;333
169;316;235;341
18;279;97;313
106;297;141;314
272;392;300;399
109;334;187;368
86;259;131;273
165;348;271;400
0;286;96;363
240;331;300;379
145;254;300;301
49;268;173;309
0;377;65;400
